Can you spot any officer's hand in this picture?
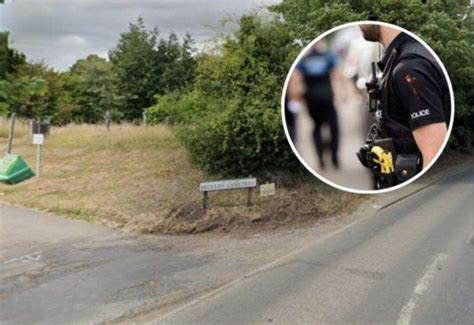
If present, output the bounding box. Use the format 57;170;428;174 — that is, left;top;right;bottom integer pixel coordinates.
288;70;305;101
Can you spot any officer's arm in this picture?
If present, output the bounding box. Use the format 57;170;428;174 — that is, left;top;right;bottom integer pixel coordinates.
393;60;449;169
412;123;447;169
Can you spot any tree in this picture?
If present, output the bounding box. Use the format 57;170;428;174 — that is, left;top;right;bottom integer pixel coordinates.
0;75;47;117
7;63;62;119
0;34;47;117
0;32;26;79
157;33;197;93
271;0;473;150
110;17;197;120
66;55;124;123
109;17;160;120
176;14;302;175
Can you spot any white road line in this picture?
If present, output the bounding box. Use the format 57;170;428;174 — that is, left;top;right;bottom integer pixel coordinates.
466;229;474;244
4;252;42;264
397;253;448;325
157;208;382;322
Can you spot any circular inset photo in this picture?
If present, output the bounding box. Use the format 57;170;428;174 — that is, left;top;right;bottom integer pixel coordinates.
282;21;454;194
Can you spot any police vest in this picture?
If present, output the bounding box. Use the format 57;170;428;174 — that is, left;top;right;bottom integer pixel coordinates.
378;41;450;154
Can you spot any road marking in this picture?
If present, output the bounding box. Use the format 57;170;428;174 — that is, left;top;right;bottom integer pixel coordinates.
156;206;390;322
466;229;474;245
4;252;42;264
397;253;448;325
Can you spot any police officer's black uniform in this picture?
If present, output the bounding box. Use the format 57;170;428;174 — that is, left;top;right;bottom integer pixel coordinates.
378;32;450;153
359;32;451;188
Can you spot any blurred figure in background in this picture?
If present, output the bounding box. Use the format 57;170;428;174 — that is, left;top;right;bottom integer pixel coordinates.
287;40;340;169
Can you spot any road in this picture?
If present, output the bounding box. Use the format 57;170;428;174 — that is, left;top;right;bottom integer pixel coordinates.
0;192;373;324
159;164;474;324
0;205;214;324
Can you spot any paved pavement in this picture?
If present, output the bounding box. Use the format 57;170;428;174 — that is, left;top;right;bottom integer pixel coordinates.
159;164;474;324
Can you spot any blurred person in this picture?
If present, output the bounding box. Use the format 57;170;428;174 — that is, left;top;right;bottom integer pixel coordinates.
287;40;340;169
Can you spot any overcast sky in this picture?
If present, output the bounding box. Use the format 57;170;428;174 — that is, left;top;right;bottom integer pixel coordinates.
0;0;280;71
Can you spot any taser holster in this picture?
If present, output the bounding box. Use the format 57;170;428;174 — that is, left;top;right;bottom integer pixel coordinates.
357;138;422;189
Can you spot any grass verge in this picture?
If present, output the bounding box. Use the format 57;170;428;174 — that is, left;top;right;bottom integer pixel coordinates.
0;120;364;234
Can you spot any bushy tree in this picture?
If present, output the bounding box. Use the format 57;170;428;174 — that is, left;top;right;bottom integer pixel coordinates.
176;15;302;175
0;33;48;117
110;18;197;120
0;32;26;79
157;33;197;94
0;75;48;117
7;63;63;119
66;55;124;123
109;18;160;120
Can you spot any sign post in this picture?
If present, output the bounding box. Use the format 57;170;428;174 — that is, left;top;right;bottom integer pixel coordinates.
6;112;16;154
104;111;111;131
199;178;257;209
143;109;149;127
33;133;44;178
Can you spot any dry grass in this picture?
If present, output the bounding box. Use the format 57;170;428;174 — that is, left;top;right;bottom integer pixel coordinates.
0;120;364;234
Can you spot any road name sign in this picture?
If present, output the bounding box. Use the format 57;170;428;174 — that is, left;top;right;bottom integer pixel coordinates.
199;178;256;192
199;178;257;209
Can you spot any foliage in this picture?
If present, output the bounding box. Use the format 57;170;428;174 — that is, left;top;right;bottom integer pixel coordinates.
148;90;211;125
5;63;64;119
157;33;197;94
0;77;47;116
109;18;197;120
175;15;302;176
66;55;124;123
0;32;47;117
0;32;26;79
109;18;160;120
271;0;473;148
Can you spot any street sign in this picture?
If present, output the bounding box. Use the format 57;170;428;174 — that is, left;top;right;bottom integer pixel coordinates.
260;183;275;197
33;134;44;145
199;178;257;192
199;178;257;209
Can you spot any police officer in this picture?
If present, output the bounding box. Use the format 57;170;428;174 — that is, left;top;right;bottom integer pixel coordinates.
359;24;450;173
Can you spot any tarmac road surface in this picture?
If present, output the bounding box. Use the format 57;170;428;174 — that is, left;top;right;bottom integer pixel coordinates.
159;164;474;324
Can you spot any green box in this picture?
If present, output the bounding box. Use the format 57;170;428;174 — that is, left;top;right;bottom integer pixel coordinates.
0;154;34;184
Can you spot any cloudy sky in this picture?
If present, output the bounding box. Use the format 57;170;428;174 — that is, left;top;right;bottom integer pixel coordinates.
0;0;280;71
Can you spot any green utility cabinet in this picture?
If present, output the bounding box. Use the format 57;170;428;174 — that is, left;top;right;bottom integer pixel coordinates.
0;154;34;184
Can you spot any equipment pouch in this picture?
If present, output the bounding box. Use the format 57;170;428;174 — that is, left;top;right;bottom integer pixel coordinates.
395;154;421;182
